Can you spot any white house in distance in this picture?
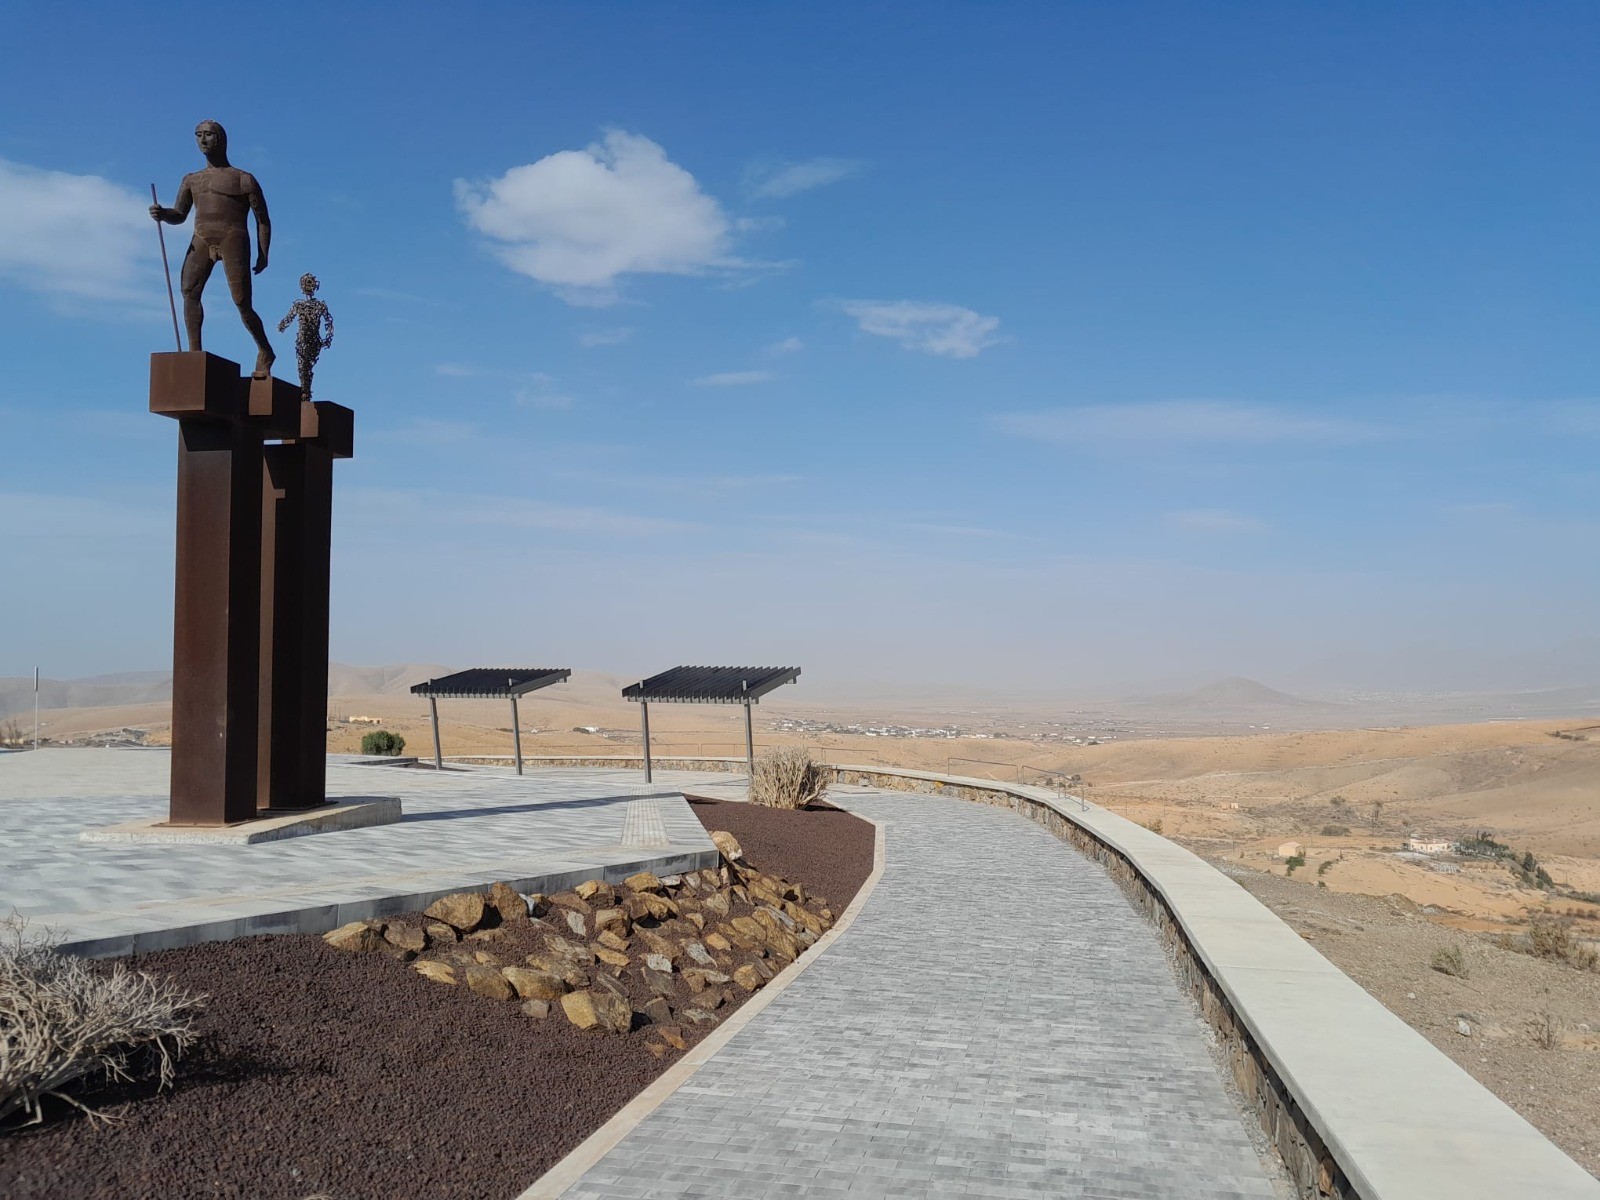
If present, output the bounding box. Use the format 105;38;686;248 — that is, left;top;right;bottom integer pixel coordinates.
1276;840;1304;859
1407;834;1452;854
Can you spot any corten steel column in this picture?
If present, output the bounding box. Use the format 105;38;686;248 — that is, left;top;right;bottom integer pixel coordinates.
257;399;353;810
430;695;443;769
150;352;263;825
743;697;755;782
640;700;652;783
510;693;524;775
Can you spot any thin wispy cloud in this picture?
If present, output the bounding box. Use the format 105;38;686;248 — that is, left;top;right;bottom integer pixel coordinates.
514;386;574;410
744;157;862;199
455;131;755;304
840;299;1002;359
578;327;634;348
764;336;804;356
692;370;775;387
1167;509;1269;533
995;401;1383;446
0;158;158;308
354;286;426;304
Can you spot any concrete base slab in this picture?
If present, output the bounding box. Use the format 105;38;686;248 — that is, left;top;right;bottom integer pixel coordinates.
80;797;402;845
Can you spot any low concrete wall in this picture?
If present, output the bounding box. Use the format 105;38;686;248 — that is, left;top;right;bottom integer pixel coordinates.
829;764;1600;1200
442;755;748;775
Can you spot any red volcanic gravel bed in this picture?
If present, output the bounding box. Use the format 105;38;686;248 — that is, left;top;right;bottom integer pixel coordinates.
0;799;875;1200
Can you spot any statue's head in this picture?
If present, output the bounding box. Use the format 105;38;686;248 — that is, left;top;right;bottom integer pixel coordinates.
194;120;227;157
299;273;319;296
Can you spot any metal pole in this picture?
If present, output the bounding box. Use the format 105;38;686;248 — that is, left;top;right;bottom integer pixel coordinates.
510;694;523;775
640;700;652;784
33;667;40;750
744;698;755;782
429;694;442;770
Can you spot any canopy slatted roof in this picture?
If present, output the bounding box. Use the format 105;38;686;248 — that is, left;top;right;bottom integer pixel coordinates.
622;665;800;705
411;668;571;700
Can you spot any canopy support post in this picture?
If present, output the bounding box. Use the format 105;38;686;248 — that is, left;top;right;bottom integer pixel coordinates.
641;699;653;784
743;697;755;786
429;694;442;770
510;693;523;775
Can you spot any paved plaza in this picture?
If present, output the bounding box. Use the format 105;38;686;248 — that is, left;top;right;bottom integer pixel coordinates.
552;785;1279;1200
0;748;717;955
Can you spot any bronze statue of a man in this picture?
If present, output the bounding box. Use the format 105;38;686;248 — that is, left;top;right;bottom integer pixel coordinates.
279;273;334;401
149;121;276;377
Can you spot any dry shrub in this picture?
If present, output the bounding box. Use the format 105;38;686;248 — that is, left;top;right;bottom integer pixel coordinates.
749;746;829;810
1531;1010;1562;1050
1430;945;1469;979
1510;915;1599;973
0;915;205;1128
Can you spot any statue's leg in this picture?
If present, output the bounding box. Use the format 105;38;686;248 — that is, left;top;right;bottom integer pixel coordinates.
221;232;275;376
297;334;317;400
179;239;214;352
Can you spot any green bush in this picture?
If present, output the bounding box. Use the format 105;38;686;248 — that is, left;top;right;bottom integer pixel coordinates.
1321;824;1350;837
360;729;406;756
1284;853;1306;876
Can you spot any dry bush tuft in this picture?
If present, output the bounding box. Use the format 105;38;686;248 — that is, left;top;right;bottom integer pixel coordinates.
1518;915;1600;972
1430;945;1469;978
0;914;206;1128
749;746;830;810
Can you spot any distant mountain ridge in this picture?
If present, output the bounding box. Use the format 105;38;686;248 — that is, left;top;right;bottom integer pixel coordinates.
1131;676;1334;712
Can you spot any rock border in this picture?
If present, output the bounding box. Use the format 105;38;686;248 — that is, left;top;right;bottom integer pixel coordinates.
515;815;887;1200
827;766;1600;1200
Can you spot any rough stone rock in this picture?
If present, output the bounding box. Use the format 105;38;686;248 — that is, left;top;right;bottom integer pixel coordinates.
642;997;673;1026
819;906;834;922
593;906;629;935
525;893;547;916
680;871;704;892
596;928;631;953
466;927;507;943
487;880;528;924
684;941;715;967
624;871;664;893
660;874;683;888
520;999;550;1019
574;878;606;901
561;989;632;1035
645;1040;672;1059
533;938;591;972
593;944;631;969
413;960;458;985
702;892;731;918
424;921;459;944
641;966;678;999
380;921;427;953
702;988;730;1011
732;963;763;991
794;927;818;948
731;885;750;904
752;957;777;981
624;892;674;923
636;929;679;962
424;891;487;932
730;917;766;947
472;950;501;966
503;966;567;1001
563;910;588;938
466;965;515;1001
549;891;593;914
591;972;629;1002
684;912;706;931
657;1025;687;1050
323;920;386;953
680;1007;718;1027
709;830;743;862
682;968;731;993
644;952;674;975
783;901;826;935
704;932;733;953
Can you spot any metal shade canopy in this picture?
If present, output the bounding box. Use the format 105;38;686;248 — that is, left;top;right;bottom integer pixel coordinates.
623;666;800;782
409;668;571;773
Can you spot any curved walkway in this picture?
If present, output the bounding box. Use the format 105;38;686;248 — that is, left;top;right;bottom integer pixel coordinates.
553;786;1279;1199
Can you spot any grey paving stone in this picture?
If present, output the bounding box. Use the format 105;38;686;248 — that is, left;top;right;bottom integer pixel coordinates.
556;787;1277;1200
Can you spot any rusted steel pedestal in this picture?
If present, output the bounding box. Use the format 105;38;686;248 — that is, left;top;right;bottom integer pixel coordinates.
150;352;353;825
258;401;353;812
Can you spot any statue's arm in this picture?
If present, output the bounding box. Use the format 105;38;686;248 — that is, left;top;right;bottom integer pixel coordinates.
321;305;334;348
247;174;270;273
150;177;192;224
277;301;297;333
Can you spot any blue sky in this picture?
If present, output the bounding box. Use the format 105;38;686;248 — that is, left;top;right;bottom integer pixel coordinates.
2;2;1596;694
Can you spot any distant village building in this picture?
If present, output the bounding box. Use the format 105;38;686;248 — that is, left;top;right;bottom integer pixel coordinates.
1276;840;1304;859
1407;835;1452;854
346;715;383;725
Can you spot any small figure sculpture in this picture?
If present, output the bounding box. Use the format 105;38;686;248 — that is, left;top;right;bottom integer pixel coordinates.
149;121;276;377
278;274;335;401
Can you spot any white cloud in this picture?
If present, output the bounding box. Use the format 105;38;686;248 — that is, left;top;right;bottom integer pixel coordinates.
0;158;158;307
514;386;573;410
840;300;1002;359
995;401;1382;446
455;131;737;303
692;370;775;387
578;327;633;348
764;336;804;356
744;157;861;199
1167;509;1268;533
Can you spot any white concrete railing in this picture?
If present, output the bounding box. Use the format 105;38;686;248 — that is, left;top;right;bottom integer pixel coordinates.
826;764;1600;1200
